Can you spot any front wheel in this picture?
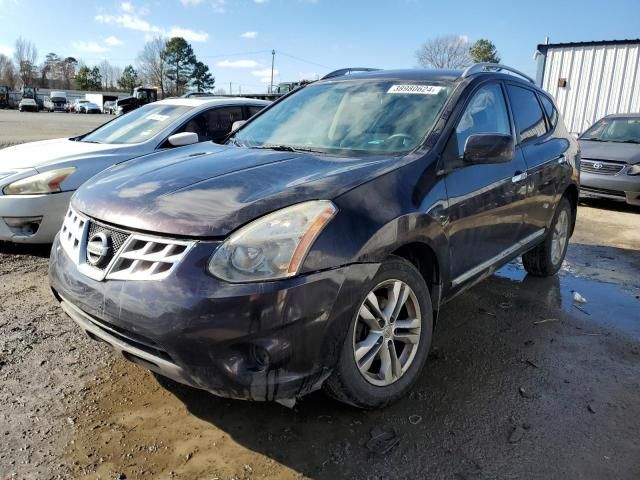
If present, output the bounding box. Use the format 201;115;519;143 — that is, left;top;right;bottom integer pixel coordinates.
522;197;572;277
324;256;433;409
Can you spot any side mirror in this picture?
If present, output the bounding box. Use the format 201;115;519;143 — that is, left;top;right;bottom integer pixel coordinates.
463;133;514;164
231;120;246;132
168;132;199;147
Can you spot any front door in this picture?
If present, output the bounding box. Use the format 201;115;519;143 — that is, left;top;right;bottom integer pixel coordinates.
443;81;529;287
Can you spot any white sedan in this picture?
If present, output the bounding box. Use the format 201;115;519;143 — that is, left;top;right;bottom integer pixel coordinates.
0;97;269;243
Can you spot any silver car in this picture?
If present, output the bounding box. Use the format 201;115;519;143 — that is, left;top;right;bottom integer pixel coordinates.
0;97;269;243
578;114;640;207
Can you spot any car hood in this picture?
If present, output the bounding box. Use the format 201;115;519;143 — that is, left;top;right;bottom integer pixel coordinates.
579;139;640;164
0;138;133;170
72;144;402;237
116;96;135;106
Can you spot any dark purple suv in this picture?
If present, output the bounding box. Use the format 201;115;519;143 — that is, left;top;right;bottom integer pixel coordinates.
49;65;579;408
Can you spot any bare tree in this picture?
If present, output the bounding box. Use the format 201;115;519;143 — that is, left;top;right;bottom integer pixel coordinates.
0;54;18;89
137;36;167;98
416;35;472;69
99;60;120;89
13;37;38;86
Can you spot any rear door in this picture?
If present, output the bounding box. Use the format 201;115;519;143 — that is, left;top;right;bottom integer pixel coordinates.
505;85;567;238
443;81;529;286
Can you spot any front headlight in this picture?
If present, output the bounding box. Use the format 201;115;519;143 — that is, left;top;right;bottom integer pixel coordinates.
208;200;337;283
3;167;76;195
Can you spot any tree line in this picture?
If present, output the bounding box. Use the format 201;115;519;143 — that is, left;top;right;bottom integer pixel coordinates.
0;36;215;96
416;36;501;69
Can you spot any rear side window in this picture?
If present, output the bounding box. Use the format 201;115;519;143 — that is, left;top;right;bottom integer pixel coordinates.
539;95;558;129
507;85;547;141
247;105;265;118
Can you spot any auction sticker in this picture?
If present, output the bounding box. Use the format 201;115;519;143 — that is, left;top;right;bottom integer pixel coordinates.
146;113;169;122
388;85;444;95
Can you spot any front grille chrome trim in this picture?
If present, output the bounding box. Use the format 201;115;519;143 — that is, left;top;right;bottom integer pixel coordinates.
60;207;196;282
580;159;626;176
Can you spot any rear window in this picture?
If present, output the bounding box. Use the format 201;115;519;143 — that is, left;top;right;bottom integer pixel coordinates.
507;85;547;141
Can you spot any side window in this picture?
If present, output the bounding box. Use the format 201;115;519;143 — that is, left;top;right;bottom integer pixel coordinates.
176;106;244;143
451;83;511;158
204;106;244;143
247;105;265;118
539;95;558;129
507;85;547;141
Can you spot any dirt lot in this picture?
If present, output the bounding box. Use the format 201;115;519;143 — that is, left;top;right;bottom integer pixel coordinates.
0;109;109;148
1;113;639;479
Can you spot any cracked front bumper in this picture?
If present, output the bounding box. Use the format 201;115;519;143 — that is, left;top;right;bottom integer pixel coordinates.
49;235;380;401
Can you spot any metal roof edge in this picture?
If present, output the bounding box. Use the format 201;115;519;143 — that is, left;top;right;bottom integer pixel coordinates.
537;39;640;51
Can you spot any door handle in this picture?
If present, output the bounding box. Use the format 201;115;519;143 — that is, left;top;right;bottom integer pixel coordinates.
512;171;528;183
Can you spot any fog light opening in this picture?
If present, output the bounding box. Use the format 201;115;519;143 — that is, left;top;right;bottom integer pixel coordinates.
3;216;42;236
248;344;270;372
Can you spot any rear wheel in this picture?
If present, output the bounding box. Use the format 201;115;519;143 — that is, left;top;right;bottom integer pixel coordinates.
522;197;572;277
324;256;433;408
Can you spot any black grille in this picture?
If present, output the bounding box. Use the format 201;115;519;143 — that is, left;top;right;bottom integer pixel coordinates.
86;221;130;270
581;186;626;198
581;159;625;175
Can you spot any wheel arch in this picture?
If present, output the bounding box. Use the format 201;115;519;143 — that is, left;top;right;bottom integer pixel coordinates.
563;183;579;235
391;240;443;326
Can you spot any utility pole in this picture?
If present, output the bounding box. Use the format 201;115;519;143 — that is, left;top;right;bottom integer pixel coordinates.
270;49;275;94
229;82;232;95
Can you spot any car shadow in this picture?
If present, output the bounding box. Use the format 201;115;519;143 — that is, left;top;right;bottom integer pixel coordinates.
0;241;51;258
579;196;639;213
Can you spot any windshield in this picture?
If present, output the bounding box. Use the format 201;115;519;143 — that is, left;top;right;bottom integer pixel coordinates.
82;104;193;144
232;80;451;156
581;117;640;143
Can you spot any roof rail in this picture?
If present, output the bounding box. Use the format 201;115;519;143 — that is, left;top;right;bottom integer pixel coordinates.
321;68;381;80
461;63;535;84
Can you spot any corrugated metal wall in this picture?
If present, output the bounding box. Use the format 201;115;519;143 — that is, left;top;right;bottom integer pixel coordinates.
541;43;640;134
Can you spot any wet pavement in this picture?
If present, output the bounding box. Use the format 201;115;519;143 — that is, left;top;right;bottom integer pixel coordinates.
1;198;639;479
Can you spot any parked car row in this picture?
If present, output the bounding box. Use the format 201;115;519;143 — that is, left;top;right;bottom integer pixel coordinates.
6;64;633;409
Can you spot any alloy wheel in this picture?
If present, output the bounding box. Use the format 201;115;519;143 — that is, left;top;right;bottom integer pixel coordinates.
551;209;569;265
352;279;422;386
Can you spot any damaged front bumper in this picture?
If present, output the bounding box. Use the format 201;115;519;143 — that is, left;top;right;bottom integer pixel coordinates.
49;235;380;402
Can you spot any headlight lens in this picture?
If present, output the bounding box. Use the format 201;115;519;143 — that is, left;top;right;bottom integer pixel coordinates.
3;167;76;195
208;200;337;283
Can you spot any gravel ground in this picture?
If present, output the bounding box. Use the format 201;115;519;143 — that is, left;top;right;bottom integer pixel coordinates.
1;113;639;479
0;109;109;148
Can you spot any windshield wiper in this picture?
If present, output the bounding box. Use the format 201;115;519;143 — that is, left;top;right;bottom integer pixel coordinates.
81;140;102;144
617;139;640;144
251;145;325;154
251;145;296;152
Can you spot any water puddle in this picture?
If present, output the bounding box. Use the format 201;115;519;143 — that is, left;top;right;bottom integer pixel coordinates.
496;261;640;340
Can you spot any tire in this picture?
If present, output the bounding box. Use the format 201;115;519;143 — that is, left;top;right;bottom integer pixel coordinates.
324;255;433;409
522;197;572;277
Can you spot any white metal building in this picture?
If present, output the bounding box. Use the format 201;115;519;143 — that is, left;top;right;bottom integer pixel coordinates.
535;39;640;134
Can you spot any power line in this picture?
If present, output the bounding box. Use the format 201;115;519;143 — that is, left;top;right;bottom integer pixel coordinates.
276;50;335;70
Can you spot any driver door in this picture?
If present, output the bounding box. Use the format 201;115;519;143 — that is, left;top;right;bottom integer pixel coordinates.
443;81;529;287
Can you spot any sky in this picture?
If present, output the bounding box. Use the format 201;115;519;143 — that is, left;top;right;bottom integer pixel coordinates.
1;0;639;93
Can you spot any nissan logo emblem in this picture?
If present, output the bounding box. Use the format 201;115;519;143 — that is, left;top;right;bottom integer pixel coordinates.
86;232;112;267
593;162;603;170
